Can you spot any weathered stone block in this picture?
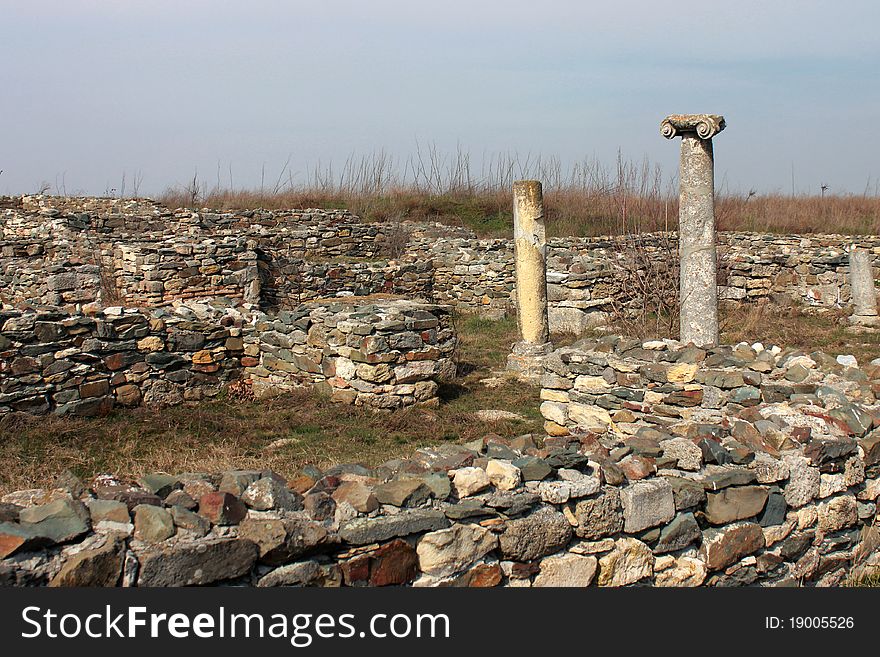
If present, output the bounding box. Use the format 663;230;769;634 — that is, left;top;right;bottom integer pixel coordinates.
620;479;675;533
700;522;765;571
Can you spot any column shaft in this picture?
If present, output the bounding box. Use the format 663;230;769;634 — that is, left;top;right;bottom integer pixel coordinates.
678;136;719;345
513;180;549;344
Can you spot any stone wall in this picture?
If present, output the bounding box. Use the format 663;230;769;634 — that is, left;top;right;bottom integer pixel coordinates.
257;255;434;309
0;412;877;587
243;299;456;410
0;300;454;416
1;197;415;310
410;231;880;332
4;196;880;327
110;236;260;306
0;304;249;416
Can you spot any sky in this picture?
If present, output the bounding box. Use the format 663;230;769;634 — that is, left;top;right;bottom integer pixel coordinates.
1;0;879;197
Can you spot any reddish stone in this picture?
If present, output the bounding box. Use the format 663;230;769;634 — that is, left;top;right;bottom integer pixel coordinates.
731;421;761;443
510;561;540;579
365;352;397;364
198;492;247;525
289;474;317;494
803;409;850;434
618;454;655;481
114;384;142;407
405;348;440;361
340;554;371;585
756;551;784;574
577;433;610;459
192;363;221;373
79;380;110;398
598;459;626;486
309;475;341;494
700;522;765;571
399;461;430;475
433;452;476;472
10;357;40;375
465;563;502;587
543;436;577;451
369;539;419;586
622;436;662;457
339;539;419;587
103;352;142;371
0;527;47;559
240;356;259;367
303;492;336;521
663;389;704;407
791;426;812;443
332;481;379;513
739;407;766;423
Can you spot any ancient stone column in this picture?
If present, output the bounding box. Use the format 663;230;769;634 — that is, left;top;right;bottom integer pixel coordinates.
848;247;880;326
507;180;551;380
661;114;726;346
513;180;550;344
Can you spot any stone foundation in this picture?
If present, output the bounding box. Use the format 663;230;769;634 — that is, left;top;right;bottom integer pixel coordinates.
0;299;455;416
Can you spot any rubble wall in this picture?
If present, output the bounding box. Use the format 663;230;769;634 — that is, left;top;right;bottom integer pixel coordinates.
0;415;877;587
0;300;454;416
4;196;879;326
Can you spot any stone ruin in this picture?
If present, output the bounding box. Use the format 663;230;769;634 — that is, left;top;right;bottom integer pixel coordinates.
3;120;880;586
0;300;455;416
4;194;880;334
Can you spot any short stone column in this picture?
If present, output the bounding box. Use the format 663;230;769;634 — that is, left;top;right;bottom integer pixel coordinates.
507;180;551;380
848;247;880;327
661;114;726;346
242;240;262;307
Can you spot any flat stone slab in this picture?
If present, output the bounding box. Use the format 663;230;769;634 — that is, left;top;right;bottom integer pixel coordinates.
136;538;258;586
339;509;449;545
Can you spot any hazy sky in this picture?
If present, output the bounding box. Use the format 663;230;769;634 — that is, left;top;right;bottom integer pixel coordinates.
2;0;879;197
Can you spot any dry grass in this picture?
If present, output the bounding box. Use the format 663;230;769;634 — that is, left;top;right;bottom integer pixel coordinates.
157;151;880;238
0;315;541;494
720;302;880;363
160;187;880;240
592;300;880;364
847;570;880;587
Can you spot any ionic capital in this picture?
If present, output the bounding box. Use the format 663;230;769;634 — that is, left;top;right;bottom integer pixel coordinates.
661;114;726;140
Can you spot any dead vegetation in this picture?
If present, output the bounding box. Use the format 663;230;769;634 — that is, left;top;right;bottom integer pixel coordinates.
157;150;880;238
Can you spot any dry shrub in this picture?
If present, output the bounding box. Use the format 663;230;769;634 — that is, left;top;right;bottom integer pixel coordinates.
607;233;680;339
